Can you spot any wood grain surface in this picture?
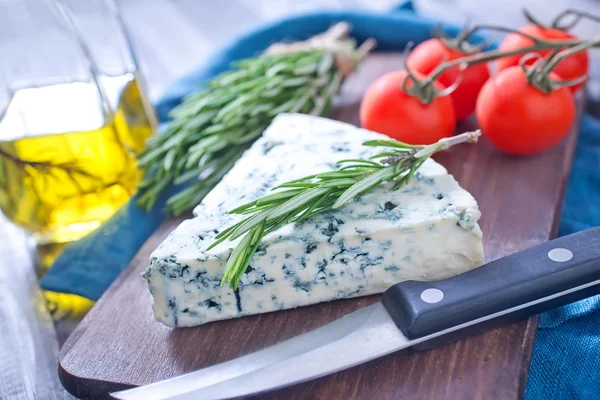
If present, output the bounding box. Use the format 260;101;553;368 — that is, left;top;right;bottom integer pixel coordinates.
57;53;581;399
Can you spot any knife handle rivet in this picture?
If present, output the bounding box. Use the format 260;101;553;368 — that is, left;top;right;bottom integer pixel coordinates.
420;288;444;304
548;248;573;262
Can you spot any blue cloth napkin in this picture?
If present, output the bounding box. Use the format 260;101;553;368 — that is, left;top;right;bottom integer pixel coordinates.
40;2;600;398
525;114;600;400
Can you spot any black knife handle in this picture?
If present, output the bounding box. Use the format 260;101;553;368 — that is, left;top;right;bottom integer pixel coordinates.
382;227;600;342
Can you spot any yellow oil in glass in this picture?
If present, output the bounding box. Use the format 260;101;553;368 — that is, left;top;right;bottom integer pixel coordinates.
0;73;155;320
35;241;95;321
0;72;154;244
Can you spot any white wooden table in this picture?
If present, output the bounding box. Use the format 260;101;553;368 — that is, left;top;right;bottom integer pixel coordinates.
1;1;599;398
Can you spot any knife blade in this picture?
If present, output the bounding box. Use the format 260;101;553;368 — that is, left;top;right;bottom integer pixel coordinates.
112;226;600;400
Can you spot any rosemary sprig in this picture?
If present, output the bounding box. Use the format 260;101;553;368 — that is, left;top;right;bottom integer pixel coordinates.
208;130;482;289
136;23;375;215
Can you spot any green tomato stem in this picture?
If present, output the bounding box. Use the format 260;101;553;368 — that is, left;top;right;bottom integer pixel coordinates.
408;9;600;105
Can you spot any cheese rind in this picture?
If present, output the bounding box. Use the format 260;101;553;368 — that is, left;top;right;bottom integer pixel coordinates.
144;114;484;327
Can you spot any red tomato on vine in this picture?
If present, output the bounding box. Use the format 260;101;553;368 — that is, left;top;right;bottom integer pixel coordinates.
407;38;491;121
360;70;456;145
476;66;576;155
496;25;589;92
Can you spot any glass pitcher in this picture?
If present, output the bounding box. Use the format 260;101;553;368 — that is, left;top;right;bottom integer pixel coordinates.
0;0;156;246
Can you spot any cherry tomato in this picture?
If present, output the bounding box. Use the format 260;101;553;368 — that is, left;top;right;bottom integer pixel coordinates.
476;66;575;155
360;70;456;145
496;25;589;92
407;38;490;121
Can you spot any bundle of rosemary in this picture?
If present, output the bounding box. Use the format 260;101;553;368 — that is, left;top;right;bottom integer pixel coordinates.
136;23;375;216
208;130;482;289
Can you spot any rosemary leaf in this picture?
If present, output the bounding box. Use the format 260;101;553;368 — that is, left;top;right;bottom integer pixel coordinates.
229;209;272;241
314;170;368;180
291;193;333;223
363;139;419;149
332;167;394;209
212;219;247;242
317;52;335;76
255;189;305;206
336;158;383;166
220;231;254;287
163;149;176;171
317;178;358;188
266;187;330;222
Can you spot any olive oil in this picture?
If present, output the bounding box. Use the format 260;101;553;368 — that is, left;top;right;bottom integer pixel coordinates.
35;240;94;322
0;72;154;244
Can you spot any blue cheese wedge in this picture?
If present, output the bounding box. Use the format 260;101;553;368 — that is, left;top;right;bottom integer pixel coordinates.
144;114;484;327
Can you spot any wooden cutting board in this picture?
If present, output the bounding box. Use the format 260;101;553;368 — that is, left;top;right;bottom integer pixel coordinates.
58;53;582;399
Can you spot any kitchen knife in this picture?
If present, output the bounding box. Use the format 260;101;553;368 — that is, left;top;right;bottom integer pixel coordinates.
112;226;600;400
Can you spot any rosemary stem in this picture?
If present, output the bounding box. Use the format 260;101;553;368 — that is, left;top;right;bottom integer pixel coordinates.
357;38;378;60
414;130;482;158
